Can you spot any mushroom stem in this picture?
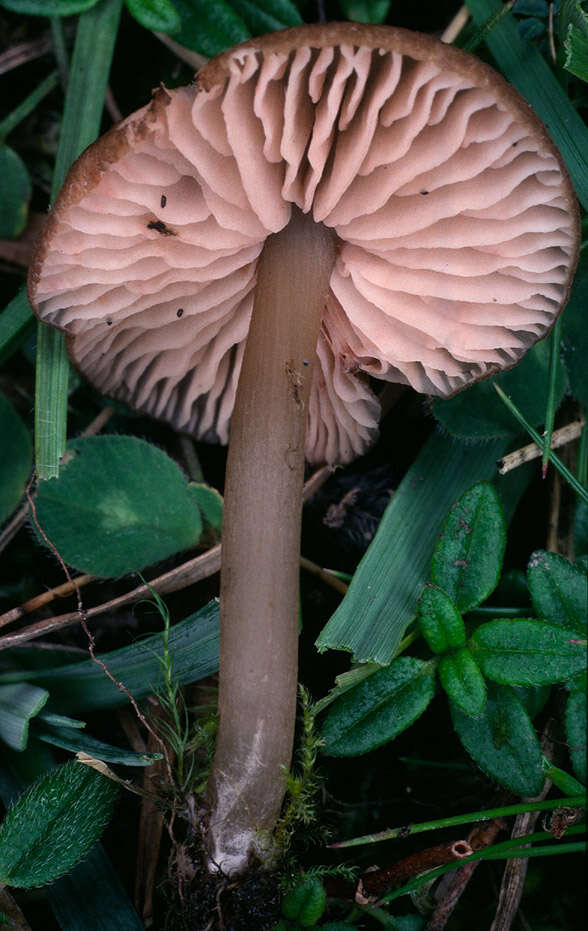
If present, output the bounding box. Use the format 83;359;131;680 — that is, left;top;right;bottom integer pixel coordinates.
206;207;336;874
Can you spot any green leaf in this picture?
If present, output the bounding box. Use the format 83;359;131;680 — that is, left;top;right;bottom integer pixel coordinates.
0;0;98;13
451;683;544;796
189;482;223;531
33;435;203;577
510;684;550;719
0;146;31;238
471;619;586;685
0;684;48;752
438;649;487;716
527;550;587;635
431;482;506;614
316;433;511;664
281;876;326;926
5;600;220;713
418;585;466;655
564;22;588;80
0;394;32;525
321;658;436;757
229;0;302;33
542;758;586;795
433;341;566;441
35;725;161;766
0;760;117;888
466;0;588;211
561;250;588;407
125;0;180;31
338;0;391;23
171;0;250;57
559;0;588;44
574;498;588;558
566;687;587;784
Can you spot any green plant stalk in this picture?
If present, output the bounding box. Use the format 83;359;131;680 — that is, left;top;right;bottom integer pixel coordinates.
542;317;563;478
378;825;586;904
330;794;586;848
34;0;123;480
494;385;588;503
0;71;59;140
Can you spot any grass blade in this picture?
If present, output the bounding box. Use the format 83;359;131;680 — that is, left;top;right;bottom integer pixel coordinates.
0;290;35;365
315;432;511;665
35;0;124;480
542;317;563;477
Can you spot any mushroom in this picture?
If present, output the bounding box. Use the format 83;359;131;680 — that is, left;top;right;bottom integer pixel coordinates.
28;23;580;875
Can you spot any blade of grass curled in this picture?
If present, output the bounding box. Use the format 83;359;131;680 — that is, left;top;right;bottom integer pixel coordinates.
35;0;123;480
494;385;588;504
542;317;563;478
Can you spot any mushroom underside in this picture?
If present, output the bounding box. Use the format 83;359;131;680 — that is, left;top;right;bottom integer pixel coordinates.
30;33;578;466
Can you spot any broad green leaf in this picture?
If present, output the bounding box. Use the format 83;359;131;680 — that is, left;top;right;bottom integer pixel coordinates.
229;0;302;33
418;585;466;655
35;725;161;766
559;0;588;44
511;684;550;719
466;0;588;210
0;146;31;238
0;761;117;888
171;0;250;56
566;687;587;784
0;684;48;751
433;341;566;441
438;649;487;716
564;23;588;80
0;394;32;524
281;876;326;926
316;433;511;664
125;0;180;31
338;0;391;23
561;250;588;407
321;658;436;757
5;600;220;713
513;0;548;15
471;619;586;685
451;683;544;796
0;0;98;12
33;435;203;577
527;550;587;634
431;482;506;613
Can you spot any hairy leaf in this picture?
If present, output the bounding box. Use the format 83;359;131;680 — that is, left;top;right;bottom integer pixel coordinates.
527;551;587;634
471;619;586;685
418;585;466;655
438;649;487;716
0;761;117;887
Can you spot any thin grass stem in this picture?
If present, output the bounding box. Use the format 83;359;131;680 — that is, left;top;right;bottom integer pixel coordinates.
0;70;59;140
542;317;563;477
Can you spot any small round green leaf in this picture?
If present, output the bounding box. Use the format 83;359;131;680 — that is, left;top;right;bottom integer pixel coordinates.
0;394;32;524
418;584;466;654
451;683;544;797
432;482;506;613
321;658;436;757
471;619;586;685
0;760;117;888
527;550;587;635
188;483;223;531
125;0;181;32
33;435;202;577
281;876;326;926
170;0;250;57
0;146;31;238
438;648;487;716
339;1;391;23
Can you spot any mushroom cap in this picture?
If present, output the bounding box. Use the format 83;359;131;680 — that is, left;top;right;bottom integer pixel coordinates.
28;23;580;465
